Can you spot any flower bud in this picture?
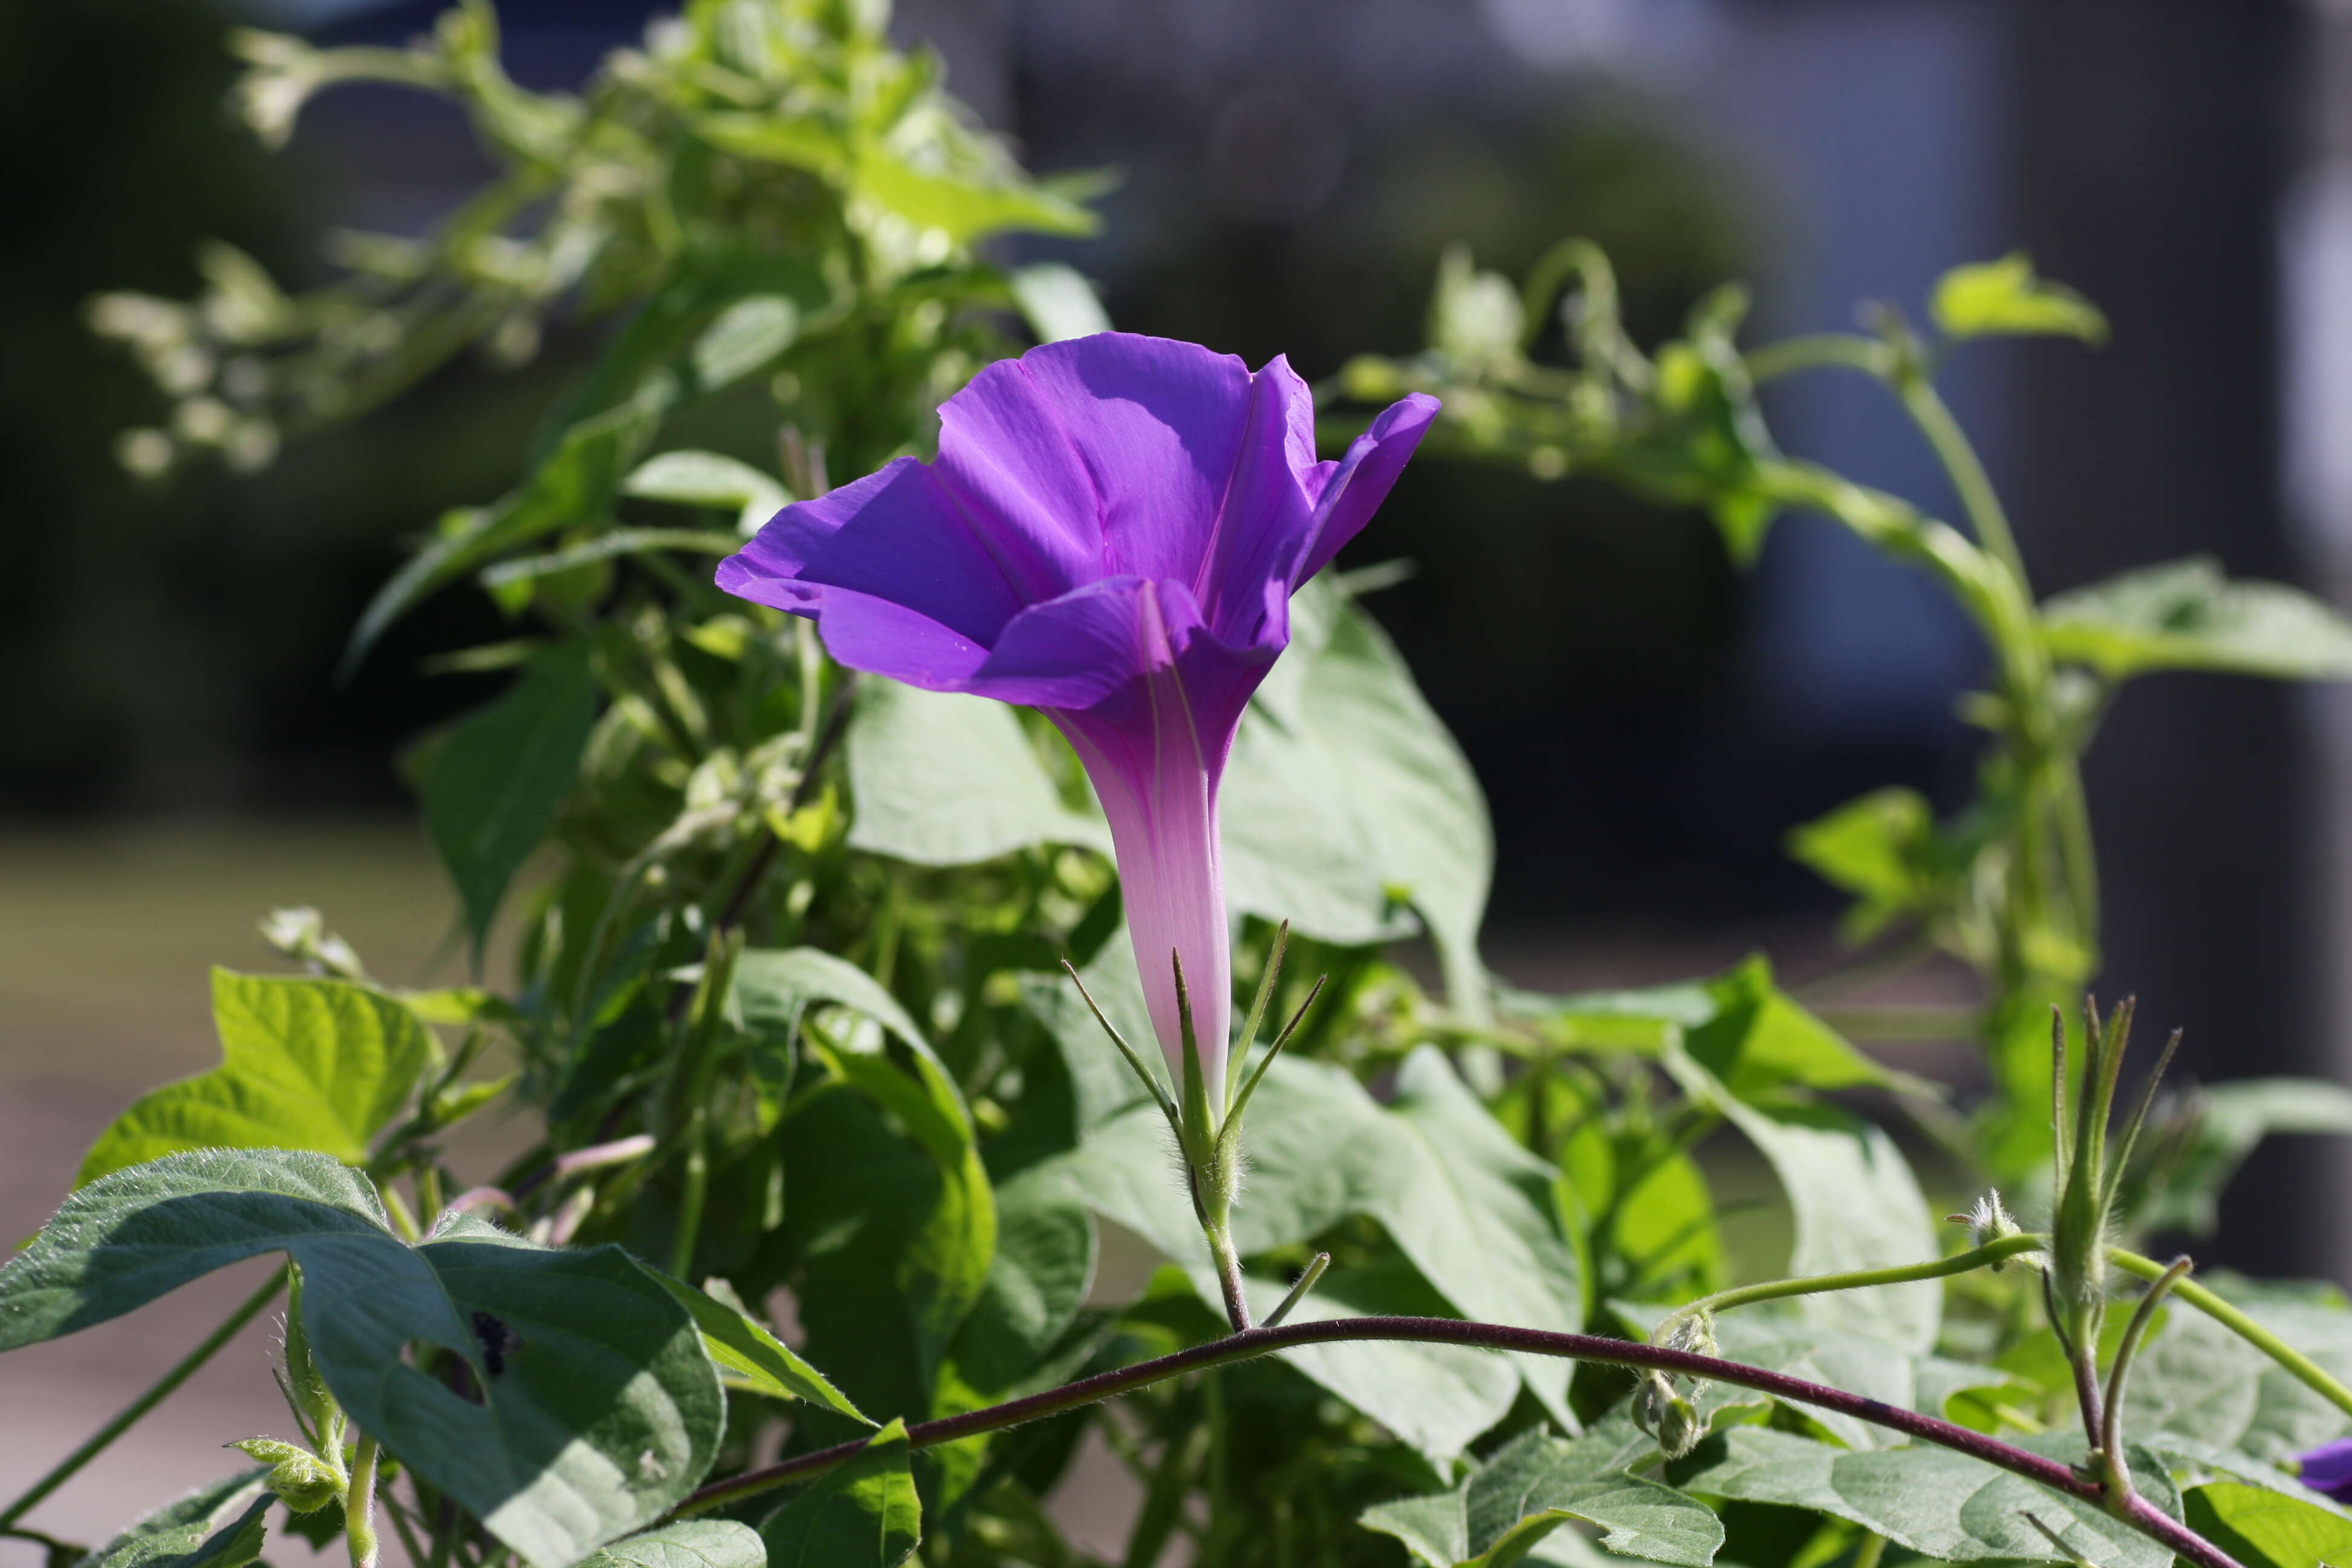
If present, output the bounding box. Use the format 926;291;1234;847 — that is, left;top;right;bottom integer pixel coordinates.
230;1437;345;1513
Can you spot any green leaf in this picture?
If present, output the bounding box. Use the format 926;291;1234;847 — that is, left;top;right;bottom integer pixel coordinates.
0;1149;724;1568
2133;1077;2352;1236
759;1418;922;1568
575;1521;769;1568
342;381;669;675
419;644;599;949
657;1273;873;1423
854;152;1095;243
1685;1426;2180;1567
2115;1294;2352;1463
76;970;435;1187
1008;263;1110;344
1362;1425;1722;1568
844;679;1109;866
733;947;936;1082
622;450;789;535
690;296;801;391
1224;587;1495;1016
946;1163;1096;1393
1044;1046;1581;1453
1669;1046;1939;1354
2040;556;2352;681
1016;931;1165;1135
2186;1482;2352;1568
756;950;996;1421
1682;956;1912;1098
1785;787;1942;943
83;1473;273;1568
1932;253;2108;344
480;529;742;590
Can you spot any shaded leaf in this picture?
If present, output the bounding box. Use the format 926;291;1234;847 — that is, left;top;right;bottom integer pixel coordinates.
1668;1045;1938;1353
419;644;599;949
2040;557;2352;681
1685;1426;2179;1567
1225;587;1494;1014
83;1474;272;1568
0;1149;722;1568
844;680;1109;867
343;382;668;674
946;1164;1096;1393
77;970;434;1187
658;1273;872;1423
1362;1425;1722;1568
1042;1046;1581;1452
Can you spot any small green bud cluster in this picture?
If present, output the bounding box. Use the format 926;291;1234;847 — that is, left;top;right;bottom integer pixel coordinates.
1636;1311;1719;1461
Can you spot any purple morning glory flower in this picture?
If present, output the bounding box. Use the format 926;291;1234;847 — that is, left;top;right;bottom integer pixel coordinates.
716;332;1436;1102
2299;1437;2352;1501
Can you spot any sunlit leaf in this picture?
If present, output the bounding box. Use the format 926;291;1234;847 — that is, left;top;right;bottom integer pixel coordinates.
758;1418;921;1568
1932;252;2108;344
77;970;435;1187
2040;557;2352;681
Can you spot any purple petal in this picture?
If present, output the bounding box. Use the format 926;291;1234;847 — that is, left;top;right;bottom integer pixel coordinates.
803;586;989;691
1292;391;1441;587
728;457;1030;646
964;577;1162;708
1000;335;1258;585
1189;354;1320;648
2299;1438;2352;1500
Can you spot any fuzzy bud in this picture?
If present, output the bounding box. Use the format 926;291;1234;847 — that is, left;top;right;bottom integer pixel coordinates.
230;1437;344;1513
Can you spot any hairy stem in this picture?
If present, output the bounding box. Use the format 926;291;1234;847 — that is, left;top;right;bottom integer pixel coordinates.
1203;1220;1252;1334
668;1316;2238;1567
2111;1247;2352;1421
2101;1256;2192;1499
0;1269;286;1529
348;1433;384;1568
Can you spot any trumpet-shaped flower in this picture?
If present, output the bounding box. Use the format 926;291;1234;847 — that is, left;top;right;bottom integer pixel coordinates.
716;333;1436;1105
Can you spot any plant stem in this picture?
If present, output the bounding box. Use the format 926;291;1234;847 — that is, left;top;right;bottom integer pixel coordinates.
1851;1533;1888;1568
2110;1247;2352;1420
348;1434;384;1568
2101;1256;2192;1498
1895;374;2031;593
0;1269;286;1530
667;1315;2239;1567
1204;1220;1252;1334
1656;1235;2045;1335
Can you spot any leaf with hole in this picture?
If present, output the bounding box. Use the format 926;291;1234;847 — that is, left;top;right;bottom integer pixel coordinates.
0;1149;722;1568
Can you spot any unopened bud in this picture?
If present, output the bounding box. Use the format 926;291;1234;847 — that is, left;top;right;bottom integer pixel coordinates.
229;1437;344;1512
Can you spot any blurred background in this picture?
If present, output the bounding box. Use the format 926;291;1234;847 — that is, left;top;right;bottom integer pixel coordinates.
3;0;2348;1544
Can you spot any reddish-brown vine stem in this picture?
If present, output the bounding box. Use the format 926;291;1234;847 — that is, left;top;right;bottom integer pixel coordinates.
671;1315;2238;1568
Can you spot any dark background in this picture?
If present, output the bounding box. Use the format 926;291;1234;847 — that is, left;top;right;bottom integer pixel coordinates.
4;0;2346;1275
